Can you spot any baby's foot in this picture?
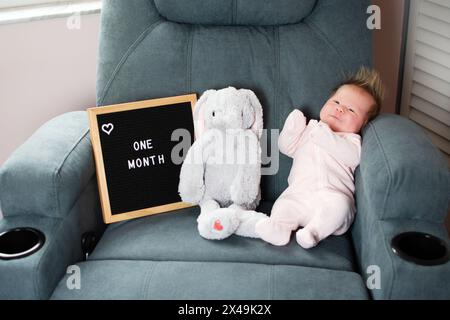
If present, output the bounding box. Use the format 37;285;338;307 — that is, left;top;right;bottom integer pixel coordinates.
197;208;239;240
296;228;319;249
255;218;291;246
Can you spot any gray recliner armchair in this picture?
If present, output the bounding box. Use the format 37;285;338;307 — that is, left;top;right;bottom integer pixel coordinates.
1;0;449;300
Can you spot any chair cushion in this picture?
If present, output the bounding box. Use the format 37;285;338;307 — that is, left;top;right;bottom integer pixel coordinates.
153;0;317;26
51;260;368;300
89;201;356;272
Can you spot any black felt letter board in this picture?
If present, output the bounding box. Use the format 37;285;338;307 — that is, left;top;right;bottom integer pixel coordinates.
88;94;197;223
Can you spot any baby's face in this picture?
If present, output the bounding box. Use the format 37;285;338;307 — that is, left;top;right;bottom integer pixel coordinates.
320;85;374;134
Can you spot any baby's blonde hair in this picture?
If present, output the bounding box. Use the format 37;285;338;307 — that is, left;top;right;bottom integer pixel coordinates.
333;67;385;121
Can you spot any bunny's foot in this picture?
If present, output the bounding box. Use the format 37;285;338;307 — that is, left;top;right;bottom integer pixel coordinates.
227;204;268;238
197;208;239;240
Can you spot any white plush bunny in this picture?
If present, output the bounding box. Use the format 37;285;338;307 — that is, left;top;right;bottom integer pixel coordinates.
178;87;267;240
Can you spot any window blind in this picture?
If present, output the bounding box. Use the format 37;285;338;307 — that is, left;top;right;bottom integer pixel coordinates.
400;0;450;165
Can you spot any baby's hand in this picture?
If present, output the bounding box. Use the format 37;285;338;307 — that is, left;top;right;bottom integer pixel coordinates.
278;109;307;158
284;109;307;132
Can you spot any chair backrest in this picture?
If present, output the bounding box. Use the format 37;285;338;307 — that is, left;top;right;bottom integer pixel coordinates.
97;0;372;201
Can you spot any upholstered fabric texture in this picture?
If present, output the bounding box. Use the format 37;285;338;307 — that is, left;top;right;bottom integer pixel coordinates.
0;112;94;219
51;260;369;300
357;114;449;223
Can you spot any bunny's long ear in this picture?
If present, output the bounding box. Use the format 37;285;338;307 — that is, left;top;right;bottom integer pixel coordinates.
194;89;215;139
241;89;264;139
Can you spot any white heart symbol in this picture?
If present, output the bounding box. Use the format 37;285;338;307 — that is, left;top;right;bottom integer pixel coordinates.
101;123;114;135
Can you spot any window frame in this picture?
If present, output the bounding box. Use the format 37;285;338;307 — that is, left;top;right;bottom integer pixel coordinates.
0;0;101;25
0;1;75;10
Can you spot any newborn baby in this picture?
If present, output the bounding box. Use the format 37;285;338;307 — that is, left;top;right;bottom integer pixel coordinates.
255;67;384;248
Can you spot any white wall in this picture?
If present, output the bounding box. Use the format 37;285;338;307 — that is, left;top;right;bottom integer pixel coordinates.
0;13;100;166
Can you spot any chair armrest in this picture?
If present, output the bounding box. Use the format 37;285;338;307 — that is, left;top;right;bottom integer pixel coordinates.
0;111;95;218
0;179;104;299
357;114;449;223
0;111;104;299
352;114;450;299
352;217;450;299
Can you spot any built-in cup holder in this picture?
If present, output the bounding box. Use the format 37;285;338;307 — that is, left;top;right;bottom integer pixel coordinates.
0;228;45;260
391;232;450;266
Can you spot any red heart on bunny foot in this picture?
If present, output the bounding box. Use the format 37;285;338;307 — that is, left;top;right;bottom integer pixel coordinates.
214;219;223;231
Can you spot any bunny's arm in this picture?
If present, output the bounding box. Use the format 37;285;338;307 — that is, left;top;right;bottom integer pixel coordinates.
230;132;261;207
178;137;207;204
278;109;307;158
312;123;361;168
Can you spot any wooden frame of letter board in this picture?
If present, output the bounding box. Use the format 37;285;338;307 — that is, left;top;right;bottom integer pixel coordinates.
87;94;197;224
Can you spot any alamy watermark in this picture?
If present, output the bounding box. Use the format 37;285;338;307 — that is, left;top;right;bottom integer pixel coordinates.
170;128;280;176
67;12;81;30
66;265;81;290
367;5;381;30
366;265;381;290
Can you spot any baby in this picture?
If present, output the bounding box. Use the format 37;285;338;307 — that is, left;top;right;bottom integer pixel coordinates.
255;67;384;249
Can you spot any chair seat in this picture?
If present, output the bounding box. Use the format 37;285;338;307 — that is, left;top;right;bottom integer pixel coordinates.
51;260;369;300
89;201;357;272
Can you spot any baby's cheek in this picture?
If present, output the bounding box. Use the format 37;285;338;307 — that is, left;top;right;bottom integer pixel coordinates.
349;119;363;133
329;120;342;132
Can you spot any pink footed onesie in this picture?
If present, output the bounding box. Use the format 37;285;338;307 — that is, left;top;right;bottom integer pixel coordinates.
255;109;361;248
